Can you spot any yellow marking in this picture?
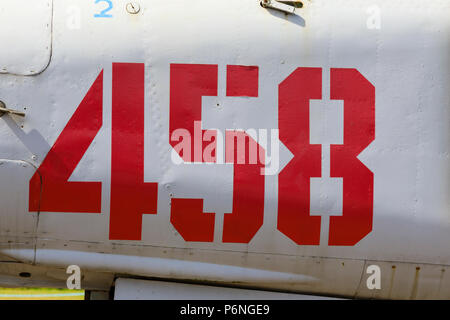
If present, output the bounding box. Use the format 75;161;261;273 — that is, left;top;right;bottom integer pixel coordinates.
0;287;85;300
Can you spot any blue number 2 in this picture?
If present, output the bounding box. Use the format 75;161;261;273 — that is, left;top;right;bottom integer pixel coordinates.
94;0;113;18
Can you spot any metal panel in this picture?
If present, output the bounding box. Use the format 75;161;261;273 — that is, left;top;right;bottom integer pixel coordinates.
0;0;448;299
114;278;337;300
0;0;52;75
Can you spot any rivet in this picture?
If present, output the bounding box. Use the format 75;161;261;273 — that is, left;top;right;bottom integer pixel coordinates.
126;2;140;14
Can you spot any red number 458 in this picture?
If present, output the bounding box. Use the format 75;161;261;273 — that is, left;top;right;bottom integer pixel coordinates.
29;64;374;246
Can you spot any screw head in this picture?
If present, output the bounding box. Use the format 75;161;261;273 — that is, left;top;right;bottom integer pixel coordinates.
126;2;140;14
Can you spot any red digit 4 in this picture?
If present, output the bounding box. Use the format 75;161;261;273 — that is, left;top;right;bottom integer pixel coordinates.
29;71;103;214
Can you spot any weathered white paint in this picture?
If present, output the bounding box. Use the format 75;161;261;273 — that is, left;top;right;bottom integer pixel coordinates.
0;0;449;299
